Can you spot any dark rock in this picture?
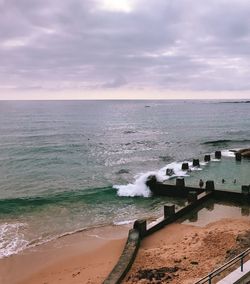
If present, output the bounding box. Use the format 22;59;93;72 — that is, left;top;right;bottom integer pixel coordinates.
158;272;165;278
116;169;130;174
237;148;250;158
159;155;172;162
190;261;199;265
123;130;136;134
169;266;179;273
135;267;179;282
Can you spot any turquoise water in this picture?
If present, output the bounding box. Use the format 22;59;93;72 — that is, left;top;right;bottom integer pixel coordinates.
0;100;249;257
165;155;250;191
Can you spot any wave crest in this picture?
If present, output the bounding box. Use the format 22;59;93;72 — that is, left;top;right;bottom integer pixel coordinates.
114;162;189;198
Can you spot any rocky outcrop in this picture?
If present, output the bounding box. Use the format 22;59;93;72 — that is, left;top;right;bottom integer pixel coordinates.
237;148;250;158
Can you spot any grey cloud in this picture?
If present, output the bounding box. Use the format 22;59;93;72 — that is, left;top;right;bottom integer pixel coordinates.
99;76;127;88
1;0;250;93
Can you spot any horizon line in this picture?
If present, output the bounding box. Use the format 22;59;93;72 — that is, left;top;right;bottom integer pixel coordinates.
0;98;249;101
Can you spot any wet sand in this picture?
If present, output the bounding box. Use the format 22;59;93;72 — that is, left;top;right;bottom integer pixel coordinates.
0;225;128;284
124;218;250;284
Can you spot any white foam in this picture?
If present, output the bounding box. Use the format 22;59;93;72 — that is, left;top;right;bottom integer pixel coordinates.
0;223;28;259
159;161;190;179
113;154;232;198
114;171;154;197
211;158;221;162
221;149;236;157
190;166;203;171
113;220;136;226
114;161;190;198
114;148;241;198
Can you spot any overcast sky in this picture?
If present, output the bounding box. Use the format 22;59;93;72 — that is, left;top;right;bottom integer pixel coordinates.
1;0;250;99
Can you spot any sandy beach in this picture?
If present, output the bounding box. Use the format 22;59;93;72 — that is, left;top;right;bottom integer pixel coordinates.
124;218;250;284
1;217;250;284
0;225;128;284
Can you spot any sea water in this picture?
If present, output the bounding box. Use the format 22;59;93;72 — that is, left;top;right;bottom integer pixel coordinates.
0;100;249;258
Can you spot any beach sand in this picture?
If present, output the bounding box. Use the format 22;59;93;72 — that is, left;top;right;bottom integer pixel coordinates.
1;218;250;284
124;218;250;284
0;225;128;284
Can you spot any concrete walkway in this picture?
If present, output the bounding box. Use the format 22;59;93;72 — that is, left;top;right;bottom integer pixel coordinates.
217;260;250;284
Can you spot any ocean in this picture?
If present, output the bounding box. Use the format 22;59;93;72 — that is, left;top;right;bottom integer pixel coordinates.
0;100;249;258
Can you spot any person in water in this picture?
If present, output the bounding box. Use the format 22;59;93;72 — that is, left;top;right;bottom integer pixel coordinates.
199;179;204;188
233;179;236;184
222;179;225;183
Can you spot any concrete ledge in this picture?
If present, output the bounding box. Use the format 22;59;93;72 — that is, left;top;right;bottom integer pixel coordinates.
103;191;213;284
149;182;205;197
146;191;212;236
103;229;140;284
217;260;250;284
104;151;250;284
214;190;250;203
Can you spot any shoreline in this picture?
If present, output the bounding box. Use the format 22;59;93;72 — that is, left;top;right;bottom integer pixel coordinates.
0;224;129;284
2;198;250;284
1;215;249;284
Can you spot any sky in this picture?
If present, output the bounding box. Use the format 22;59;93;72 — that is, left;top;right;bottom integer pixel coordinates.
1;0;250;100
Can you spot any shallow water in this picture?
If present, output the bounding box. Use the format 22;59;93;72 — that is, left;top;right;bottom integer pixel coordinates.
165;155;250;192
0;100;249;257
182;199;250;226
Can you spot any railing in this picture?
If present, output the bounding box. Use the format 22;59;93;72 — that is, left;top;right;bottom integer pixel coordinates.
194;248;250;284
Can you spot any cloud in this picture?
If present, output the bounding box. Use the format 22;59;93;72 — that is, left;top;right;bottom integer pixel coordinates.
1;0;250;96
98;76;127;88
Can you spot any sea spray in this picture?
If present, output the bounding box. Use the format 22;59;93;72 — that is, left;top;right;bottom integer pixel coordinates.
221;149;238;157
114;162;190;197
114;149;241;198
114;172;155;197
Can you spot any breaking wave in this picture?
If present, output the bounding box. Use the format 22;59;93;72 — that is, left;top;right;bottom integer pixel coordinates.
114;162;192;198
0;223;29;258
